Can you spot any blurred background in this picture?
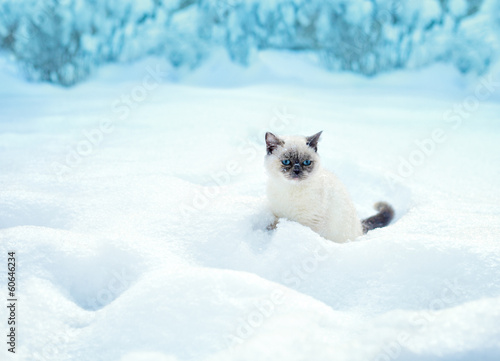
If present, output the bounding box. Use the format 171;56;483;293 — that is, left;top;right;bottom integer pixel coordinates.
0;0;499;86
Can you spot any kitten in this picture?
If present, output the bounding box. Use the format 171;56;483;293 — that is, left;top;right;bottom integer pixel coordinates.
265;131;394;243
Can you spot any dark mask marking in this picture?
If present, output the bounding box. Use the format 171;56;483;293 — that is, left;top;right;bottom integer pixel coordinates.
280;150;315;180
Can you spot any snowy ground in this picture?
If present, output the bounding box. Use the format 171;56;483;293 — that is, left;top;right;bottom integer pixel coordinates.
1;51;500;361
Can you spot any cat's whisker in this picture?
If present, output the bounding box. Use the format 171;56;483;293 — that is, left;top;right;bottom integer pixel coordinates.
264;131;394;243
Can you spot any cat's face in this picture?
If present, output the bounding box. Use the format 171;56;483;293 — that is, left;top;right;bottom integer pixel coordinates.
265;131;322;182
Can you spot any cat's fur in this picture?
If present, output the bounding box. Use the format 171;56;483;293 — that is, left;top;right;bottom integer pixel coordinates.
265;131;394;243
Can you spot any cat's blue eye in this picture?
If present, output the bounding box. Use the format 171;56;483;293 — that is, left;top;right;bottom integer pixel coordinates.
303;160;312;166
282;160;291;165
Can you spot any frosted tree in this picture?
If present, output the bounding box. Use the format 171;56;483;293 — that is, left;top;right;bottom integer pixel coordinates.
0;0;498;85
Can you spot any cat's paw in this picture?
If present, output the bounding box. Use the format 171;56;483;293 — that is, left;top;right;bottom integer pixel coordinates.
266;218;279;231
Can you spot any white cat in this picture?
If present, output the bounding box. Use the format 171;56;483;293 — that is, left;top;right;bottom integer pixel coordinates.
265;131;393;243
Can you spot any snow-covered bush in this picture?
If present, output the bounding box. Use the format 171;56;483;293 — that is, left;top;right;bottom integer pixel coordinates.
0;0;498;85
0;0;208;85
200;0;499;75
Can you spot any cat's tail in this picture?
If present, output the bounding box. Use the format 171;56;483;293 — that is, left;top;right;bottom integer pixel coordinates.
362;202;394;233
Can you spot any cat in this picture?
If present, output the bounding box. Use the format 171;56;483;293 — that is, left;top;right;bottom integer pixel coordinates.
265;131;394;243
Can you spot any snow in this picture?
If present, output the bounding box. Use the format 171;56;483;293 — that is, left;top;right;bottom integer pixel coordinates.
1;50;500;361
448;0;468;18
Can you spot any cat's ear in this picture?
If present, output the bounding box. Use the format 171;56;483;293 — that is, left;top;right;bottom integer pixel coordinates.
265;132;283;155
306;131;322;152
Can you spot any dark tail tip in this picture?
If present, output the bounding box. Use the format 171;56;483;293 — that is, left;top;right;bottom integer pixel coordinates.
362;202;394;234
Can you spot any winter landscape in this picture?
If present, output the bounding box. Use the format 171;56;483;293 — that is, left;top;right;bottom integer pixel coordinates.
1;1;500;360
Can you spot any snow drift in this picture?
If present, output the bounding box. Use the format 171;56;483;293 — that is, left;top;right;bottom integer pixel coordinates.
0;52;499;360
